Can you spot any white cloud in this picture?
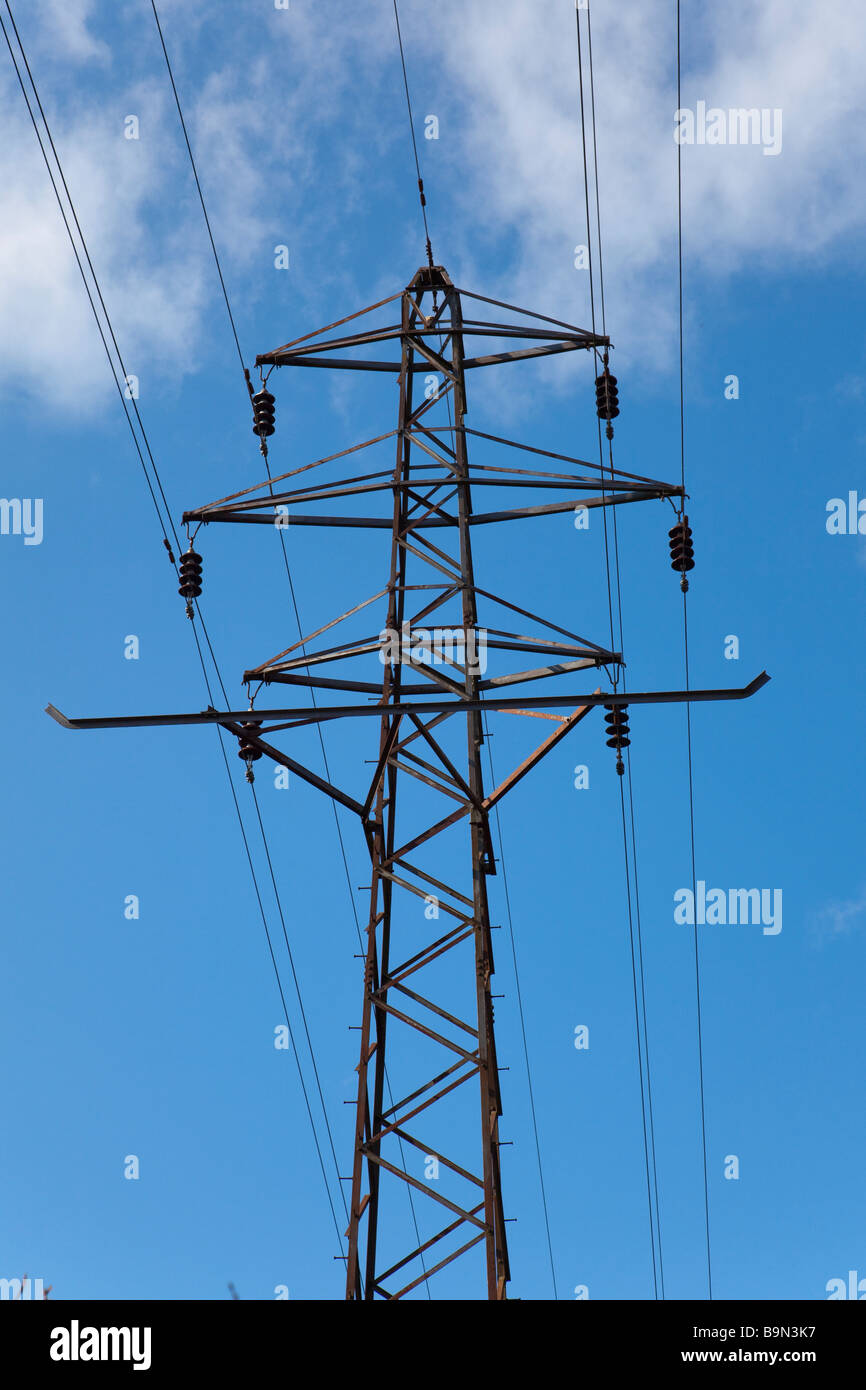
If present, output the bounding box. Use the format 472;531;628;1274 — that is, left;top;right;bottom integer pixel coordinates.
28;0;110;65
813;889;866;940
0;80;206;412
420;0;866;371
0;2;400;413
3;0;866;416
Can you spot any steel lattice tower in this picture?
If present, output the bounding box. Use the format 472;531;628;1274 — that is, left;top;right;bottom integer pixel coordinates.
48;264;768;1300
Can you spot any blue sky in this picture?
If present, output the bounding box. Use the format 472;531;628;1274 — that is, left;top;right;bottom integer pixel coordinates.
2;0;865;1301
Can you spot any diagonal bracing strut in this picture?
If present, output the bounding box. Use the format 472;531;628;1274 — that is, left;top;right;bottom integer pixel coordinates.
46;266;770;1300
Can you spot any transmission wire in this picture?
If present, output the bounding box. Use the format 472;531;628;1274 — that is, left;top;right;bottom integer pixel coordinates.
481;718;559;1298
586;3;665;1297
575;0;664;1298
2;1;348;1257
149;0;428;1289
676;0;713;1301
432;323;558;1294
392;0;435;268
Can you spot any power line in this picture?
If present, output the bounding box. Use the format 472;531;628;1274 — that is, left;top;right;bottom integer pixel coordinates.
437;333;558;1292
676;0;713;1299
397;244;557;1282
585;6;608;340
214;725;347;1249
390;32;559;1287
249;782;347;1200
144;0;361;1236
586;0;667;1283
392;0;435;270
483;719;559;1299
150;0;430;1278
149;0;246;376
585;0;665;1297
623;747;665;1294
574;0;664;1298
262;515;430;1292
1;0;349;1256
0;1;178;556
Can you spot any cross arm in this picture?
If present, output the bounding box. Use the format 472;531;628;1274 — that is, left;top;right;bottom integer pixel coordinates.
44;672;770;733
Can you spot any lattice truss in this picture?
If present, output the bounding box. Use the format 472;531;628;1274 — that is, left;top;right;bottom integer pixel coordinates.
178;267;686;1299
47;266;769;1295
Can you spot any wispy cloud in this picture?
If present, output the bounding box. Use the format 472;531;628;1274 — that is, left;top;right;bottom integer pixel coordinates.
423;0;866;373
0;78;207;412
812;889;866;941
0;0;412;413
29;0;110;65
4;0;866;415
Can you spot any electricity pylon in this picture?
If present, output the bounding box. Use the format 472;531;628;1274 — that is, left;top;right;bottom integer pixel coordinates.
47;264;768;1300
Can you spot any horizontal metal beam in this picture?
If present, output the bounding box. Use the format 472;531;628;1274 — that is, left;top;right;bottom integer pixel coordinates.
185;489;674;529
44;673;770;733
193;475;673;515
256;339;598;374
261;324;600;366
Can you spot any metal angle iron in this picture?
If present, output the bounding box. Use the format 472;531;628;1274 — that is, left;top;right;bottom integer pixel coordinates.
47;265;769;1300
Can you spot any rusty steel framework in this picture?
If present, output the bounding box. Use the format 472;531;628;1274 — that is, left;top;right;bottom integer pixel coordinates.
47;264;769;1300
